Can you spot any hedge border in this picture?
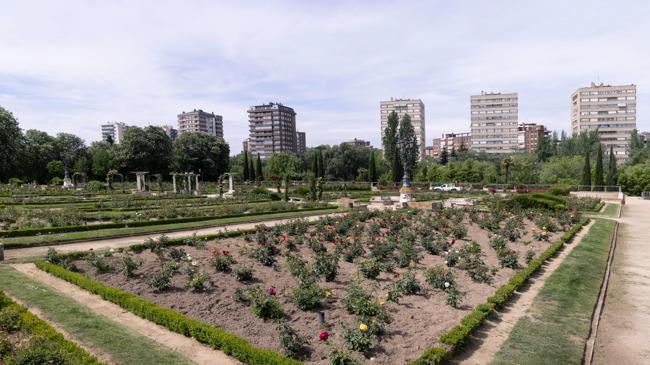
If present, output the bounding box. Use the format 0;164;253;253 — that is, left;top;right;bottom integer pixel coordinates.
0;289;105;365
408;217;590;364
35;261;302;365
0;204;336;238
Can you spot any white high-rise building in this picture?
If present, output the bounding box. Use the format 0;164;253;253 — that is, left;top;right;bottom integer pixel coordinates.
380;98;425;159
101;122;127;144
177;109;223;137
470;92;519;153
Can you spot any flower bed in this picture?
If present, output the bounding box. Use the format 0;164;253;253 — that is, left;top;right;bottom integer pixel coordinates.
42;205;579;364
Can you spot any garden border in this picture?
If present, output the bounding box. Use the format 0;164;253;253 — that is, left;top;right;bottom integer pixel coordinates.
0;289;105;365
409;217;590;364
35;261;302;365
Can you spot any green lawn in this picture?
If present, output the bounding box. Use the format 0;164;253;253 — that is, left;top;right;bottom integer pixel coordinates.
491;218;616;365
3;207;340;247
0;265;191;365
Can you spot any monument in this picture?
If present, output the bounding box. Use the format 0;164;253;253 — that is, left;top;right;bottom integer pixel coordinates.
397;131;415;206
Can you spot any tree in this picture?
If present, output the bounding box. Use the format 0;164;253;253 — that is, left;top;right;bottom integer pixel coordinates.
397;114;418;179
243;151;250;181
256;154;263;180
22;129;56;183
391;147;402;183
581;150;592;188
250;158;256;181
382;111;399;173
450;146;457;160
312;152;319;176
439;148;448;165
283;174;289;201
536;134;553;162
630;129;641;151
618;161;650;195
0;106;24;182
501;158;512;185
317;149;325;178
88;141;117;178
606;145;618;186
368;151;377;182
266;152;300;177
171;132;230;180
594;144;604;190
118;126;172;174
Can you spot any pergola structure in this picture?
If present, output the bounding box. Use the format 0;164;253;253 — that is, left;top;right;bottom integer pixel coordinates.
221;173;236;198
171;172;200;195
132;172;148;192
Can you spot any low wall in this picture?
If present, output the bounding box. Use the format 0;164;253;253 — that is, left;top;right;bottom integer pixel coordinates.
570;191;624;202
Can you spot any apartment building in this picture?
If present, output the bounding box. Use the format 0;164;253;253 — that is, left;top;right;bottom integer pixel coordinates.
343;138;371;148
518;123;548;152
177;109;224;137
248;103;297;160
161;125;178;140
441;132;471;153
242;138;251;153
101;122;127;144
380;98;426;159
571;83;637;161
430;138;442;157
470;92;519;153
296;131;306;154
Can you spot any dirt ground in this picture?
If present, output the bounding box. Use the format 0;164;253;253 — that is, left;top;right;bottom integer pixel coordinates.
593;198;650;364
71;214;562;364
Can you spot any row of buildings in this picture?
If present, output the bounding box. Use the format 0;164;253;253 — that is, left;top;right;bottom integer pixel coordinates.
383;82;638;161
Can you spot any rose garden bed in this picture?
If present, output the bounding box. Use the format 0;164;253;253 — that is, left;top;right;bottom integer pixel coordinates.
51;204;580;364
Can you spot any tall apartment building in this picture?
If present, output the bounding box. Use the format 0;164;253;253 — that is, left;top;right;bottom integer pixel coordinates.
343;138;371;148
518;123;548;152
470;92;519;153
441;132;471;153
242;138;251;153
380;98;426;159
296;131;306;154
571;83;637;161
177;109;224;137
248;103;297;160
161;125;178;140
101;122;127;144
430;138;442;157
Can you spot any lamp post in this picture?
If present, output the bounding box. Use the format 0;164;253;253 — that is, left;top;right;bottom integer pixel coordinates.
397;133;414;205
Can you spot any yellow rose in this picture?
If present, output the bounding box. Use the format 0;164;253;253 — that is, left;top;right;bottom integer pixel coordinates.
359;323;368;332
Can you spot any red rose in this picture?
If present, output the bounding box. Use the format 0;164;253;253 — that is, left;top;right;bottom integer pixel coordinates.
268;287;277;296
319;331;329;341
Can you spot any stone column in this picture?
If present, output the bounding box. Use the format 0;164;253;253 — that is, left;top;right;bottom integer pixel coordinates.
136;174;142;191
186;174;191;193
195;174;200;193
228;174;234;192
172;174;177;193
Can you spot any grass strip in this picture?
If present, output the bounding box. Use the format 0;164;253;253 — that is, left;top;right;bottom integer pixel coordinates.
0;287;104;365
0;265;192;365
35;261;302;365
491;218;615;365
409;218;590;365
2;207;340;248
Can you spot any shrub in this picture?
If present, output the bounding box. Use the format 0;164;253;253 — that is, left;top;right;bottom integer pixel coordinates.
386;271;424;303
277;321;308;359
313;252;339;282
187;271;209;292
147;262;179;292
7;337;65;365
525;250;535;264
457;255;492;284
120;255;143;278
422;234;449;256
286;254;316;285
246;287;284;319
425;266;456;290
86;252;111;273
45;248;61;264
446;287;464;308
329;348;360;365
450;223;467;239
0;307;22;332
234;266;254;282
496;247;519;269
342;241;365;263
211;252;237;273
359;259;382;279
395;239;421;268
342;282;384;318
250;245;278;266
343;327;375;353
168;247;187;261
292;283;324;310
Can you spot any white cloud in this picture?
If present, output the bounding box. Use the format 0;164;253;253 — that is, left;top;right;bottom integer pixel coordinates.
0;0;648;152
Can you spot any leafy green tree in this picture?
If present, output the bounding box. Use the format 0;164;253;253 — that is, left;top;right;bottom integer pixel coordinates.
317;149;325;178
119;126;171;174
22;129;56;183
0;106;24;182
581;150;592;188
382;111;399;178
250;157;256;181
630;129;641;151
536;134;553;162
501;157;512;184
89;141;117;178
368;151;377;182
312;151;319;176
618;161;650;195
594;144;604;189
321;144;370;181
606;145;618;186
398;114;418;179
391;147;403;183
256;154;263;180
539;156;583;185
439;148;448;165
171;132;229;180
267;152;300;177
243;151;250;181
46;160;65;180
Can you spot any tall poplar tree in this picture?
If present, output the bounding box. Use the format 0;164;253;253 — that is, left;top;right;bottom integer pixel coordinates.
368;151;377;182
382;111;399;179
256;154;263;180
606;145;618;186
243;151;250;181
312;152;319;176
581;150;591;188
317;149;325;178
594;144;604;190
398;114;418;179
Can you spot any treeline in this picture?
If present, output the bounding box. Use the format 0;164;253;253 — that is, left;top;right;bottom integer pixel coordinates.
0;106;230;184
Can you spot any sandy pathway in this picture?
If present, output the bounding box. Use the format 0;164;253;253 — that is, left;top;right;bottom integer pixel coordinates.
593;197;650;364
11;263;241;365
452;220;595;365
4;212;340;260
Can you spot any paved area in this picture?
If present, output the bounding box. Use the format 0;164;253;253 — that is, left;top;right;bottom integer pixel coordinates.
4;213;340;260
593;197;650;364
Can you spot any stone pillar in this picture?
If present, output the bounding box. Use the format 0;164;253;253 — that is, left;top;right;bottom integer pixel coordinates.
186;174;191;193
195;174;200;193
136;174;142;191
228;174;234;192
172;174;177;193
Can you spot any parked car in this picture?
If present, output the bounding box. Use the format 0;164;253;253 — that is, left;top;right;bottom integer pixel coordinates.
431;183;462;192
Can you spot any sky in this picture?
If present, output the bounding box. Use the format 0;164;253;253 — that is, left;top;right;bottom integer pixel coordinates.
1;0;649;154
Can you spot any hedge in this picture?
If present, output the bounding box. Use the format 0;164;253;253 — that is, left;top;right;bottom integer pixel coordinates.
409;218;589;364
0;290;104;365
498;193;566;211
0;204;335;238
35;262;301;365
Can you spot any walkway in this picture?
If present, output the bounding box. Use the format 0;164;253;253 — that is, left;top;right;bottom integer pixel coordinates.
4;212;340;260
593;197;650;364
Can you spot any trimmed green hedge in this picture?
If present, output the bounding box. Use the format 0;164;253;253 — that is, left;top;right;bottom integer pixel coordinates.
409;218;589;364
0;205;335;238
35;262;301;365
498;193;566;211
0;290;104;365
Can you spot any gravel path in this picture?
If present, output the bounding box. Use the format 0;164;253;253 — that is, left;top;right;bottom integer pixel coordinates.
3;213;340;260
11;263;241;365
451;220;595;365
593;197;650;364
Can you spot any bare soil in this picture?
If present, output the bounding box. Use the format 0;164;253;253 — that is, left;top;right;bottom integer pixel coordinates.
68;212;564;365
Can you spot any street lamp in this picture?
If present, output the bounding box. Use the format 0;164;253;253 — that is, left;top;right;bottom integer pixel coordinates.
397;133;414;205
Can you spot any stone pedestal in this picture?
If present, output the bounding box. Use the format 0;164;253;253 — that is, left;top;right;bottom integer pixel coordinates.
399;186;414;205
62;177;74;189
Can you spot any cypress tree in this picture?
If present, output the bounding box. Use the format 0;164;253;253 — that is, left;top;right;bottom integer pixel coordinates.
317;149;325;178
581;150;591;189
391;147;403;183
398;114;418;178
249;158;255;182
382;111;399;169
606;145;618;186
256;154;263;181
439;148;448;165
594;144;604;190
368;151;377;182
312;152;318;176
242;151;249;181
